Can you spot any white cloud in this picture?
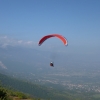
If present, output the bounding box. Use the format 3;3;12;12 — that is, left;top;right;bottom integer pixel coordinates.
0;36;37;48
17;40;23;44
0;61;7;69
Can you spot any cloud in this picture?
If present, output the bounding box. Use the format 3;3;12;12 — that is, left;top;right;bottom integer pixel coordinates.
0;36;37;48
0;61;7;69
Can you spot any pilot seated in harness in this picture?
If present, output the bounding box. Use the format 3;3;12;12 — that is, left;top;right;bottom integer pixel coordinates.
50;62;54;67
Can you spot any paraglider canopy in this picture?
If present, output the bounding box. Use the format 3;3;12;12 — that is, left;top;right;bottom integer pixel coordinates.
38;34;68;46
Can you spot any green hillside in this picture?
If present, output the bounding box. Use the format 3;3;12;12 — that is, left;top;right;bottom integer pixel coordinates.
0;84;37;100
0;73;100;100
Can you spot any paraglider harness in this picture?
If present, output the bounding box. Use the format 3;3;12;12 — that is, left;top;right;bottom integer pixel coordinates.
50;62;54;67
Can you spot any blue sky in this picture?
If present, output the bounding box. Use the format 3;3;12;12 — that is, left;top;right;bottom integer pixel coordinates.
0;0;100;48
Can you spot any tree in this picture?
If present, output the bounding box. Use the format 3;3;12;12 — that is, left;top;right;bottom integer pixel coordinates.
0;89;7;100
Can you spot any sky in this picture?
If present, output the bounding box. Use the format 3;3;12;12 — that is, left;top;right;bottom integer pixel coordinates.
0;0;100;54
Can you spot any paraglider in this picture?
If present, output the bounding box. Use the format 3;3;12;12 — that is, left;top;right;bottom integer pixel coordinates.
38;34;68;46
50;62;54;67
38;34;68;67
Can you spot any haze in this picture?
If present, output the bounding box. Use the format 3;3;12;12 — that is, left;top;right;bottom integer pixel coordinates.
0;0;100;90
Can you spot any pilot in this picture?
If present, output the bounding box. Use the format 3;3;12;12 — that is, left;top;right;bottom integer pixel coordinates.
50;62;54;67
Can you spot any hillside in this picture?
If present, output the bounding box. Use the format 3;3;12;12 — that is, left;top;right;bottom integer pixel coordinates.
0;84;37;100
0;73;100;100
